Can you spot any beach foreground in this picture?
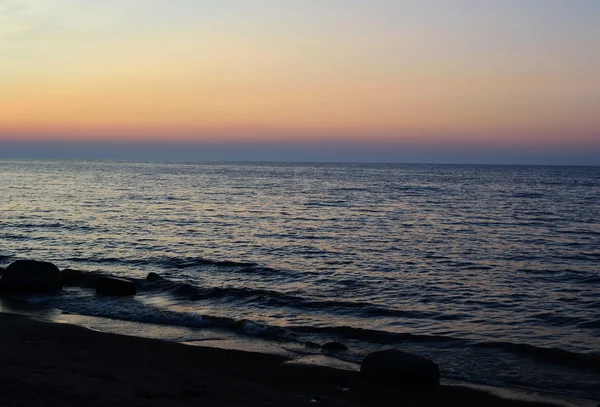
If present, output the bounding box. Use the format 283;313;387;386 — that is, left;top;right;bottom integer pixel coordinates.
0;313;561;407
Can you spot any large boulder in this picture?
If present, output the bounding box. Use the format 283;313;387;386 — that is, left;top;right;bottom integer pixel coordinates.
0;260;62;296
360;349;440;386
95;276;136;296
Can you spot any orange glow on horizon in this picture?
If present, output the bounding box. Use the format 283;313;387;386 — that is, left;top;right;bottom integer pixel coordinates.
1;1;598;153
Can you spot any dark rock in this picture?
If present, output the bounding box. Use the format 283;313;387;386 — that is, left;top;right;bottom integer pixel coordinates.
62;269;104;288
0;267;5;274
0;260;62;296
321;342;348;352
174;283;201;300
305;341;321;349
146;272;165;282
61;268;85;285
360;349;440;386
95;276;136;296
144;273;200;300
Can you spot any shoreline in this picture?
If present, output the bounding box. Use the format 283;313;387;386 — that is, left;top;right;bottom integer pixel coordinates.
0;312;588;407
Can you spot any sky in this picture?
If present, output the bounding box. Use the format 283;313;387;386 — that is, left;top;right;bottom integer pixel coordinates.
0;0;599;164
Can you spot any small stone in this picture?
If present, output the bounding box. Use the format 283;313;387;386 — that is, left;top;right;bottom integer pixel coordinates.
146;272;165;282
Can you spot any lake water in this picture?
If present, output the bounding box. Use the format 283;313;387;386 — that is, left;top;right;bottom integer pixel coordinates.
1;160;599;400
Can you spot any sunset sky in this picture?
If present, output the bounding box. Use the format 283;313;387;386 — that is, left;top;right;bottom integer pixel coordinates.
1;1;599;164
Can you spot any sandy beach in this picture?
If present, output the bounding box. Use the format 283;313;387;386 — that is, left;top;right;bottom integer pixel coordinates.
0;313;567;407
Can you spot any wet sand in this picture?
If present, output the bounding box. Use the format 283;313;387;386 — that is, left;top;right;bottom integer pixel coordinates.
0;313;561;407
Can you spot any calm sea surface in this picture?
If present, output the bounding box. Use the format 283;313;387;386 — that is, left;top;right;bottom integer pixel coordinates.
1;160;599;399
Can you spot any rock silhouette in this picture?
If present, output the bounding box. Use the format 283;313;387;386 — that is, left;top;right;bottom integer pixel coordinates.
0;260;62;296
95;276;137;296
361;349;440;386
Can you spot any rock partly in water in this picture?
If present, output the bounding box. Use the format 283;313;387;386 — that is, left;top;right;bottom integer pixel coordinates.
321;342;348;352
95;276;137;296
144;274;201;300
62;269;105;288
146;272;165;283
0;260;62;296
360;349;440;386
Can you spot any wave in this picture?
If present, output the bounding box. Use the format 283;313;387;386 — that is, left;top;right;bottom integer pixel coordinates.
474;341;600;372
63;255;259;271
140;273;440;320
290;325;463;344
150;256;257;269
15;284;600;377
577;319;600;329
0;234;47;241
23;290;461;346
34;294;291;341
11;222;65;229
4;221;99;233
512;192;545;198
304;201;348;207
559;229;600;236
296;328;600;373
518;268;600;284
62;270;441;321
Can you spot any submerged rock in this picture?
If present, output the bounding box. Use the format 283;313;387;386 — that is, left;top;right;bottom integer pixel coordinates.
95;276;136;296
321;342;348;352
360;349;440;386
0;260;62;296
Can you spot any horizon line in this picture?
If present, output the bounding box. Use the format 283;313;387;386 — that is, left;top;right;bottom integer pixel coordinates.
1;157;598;168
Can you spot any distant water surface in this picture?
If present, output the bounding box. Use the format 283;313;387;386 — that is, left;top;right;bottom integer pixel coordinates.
1;161;599;399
